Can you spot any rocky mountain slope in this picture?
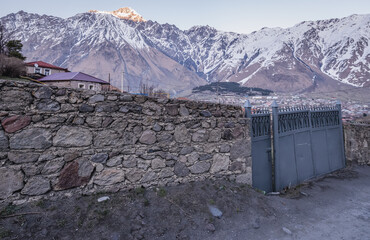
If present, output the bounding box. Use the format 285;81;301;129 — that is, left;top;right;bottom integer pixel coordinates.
1;9;369;93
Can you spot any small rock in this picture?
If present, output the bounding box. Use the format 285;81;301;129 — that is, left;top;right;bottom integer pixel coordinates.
300;191;309;197
205;223;216;232
252;218;260;229
282;227;292;235
98;196;110;202
208;205;223;218
267;192;280;196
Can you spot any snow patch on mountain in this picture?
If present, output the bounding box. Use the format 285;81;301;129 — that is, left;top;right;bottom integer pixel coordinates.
89;7;146;22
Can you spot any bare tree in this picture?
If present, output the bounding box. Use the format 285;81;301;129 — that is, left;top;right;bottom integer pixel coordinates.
0;23;9;55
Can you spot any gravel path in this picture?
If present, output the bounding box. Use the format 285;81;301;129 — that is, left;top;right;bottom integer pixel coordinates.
1;165;369;240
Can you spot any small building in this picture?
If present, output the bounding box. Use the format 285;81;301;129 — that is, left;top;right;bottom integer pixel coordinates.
39;72;110;91
25;61;69;77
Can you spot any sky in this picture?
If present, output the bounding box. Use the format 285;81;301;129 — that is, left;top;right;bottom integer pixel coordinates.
1;0;369;34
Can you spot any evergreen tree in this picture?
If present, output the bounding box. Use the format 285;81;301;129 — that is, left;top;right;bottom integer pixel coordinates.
6;40;26;60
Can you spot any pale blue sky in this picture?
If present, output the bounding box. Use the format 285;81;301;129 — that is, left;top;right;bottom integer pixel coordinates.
1;0;369;33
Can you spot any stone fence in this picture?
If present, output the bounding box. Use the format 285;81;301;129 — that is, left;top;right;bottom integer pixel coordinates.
0;80;251;203
344;122;369;165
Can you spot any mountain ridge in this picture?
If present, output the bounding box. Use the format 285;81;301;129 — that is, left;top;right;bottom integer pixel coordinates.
1;9;369;94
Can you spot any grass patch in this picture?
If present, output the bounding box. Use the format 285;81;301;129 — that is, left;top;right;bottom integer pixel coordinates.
35;199;46;209
157;188;167;198
135;186;146;195
57;218;67;227
0;204;18;217
0;227;12;239
208;199;216;205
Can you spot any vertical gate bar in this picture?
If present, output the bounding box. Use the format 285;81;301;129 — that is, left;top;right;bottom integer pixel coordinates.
336;100;346;167
271;100;279;191
244;100;252;118
308;109;316;176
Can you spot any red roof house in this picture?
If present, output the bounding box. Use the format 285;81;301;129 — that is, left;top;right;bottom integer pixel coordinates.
25;61;69;77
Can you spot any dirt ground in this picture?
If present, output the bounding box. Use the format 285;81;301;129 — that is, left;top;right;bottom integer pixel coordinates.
1;165;369;240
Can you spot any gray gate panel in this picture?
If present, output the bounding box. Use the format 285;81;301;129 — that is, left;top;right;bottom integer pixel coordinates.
327;128;345;171
311;130;331;176
277;135;298;190
294;131;314;182
252;137;272;192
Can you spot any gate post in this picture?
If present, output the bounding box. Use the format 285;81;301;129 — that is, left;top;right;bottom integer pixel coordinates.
336;100;346;166
244;100;252;118
271;100;279;191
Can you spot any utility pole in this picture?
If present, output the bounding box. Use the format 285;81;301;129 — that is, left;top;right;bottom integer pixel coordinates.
121;71;124;93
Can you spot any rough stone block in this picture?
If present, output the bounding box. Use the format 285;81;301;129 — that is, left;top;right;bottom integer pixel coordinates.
94;169;125;186
37;99;60;111
174;162;190;177
88;94;104;104
179;105;189;116
151;158;166;169
79;103;95;113
126;169;145;182
0;90;33;111
42;157;65;175
208;129;221;142
53;126;92;147
174;125;190;143
210;154;230;173
0;130;9;150
139;130;157;145
8;152;40;164
189;162;211;174
21;176;50;196
166;104;179;116
91;153;109;164
10;128;52;149
236;173;252;185
96;103;119;113
192;129;209;142
33;86;52;99
0;168;24;200
56;158;94;190
106;155;123;167
230;139;250;161
1;115;31;133
94;130;121;147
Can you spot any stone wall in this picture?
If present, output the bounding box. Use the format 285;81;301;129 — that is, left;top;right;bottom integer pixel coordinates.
344;122;369;165
0;80;251;202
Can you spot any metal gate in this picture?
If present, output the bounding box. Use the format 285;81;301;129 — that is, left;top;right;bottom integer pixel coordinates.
245;101;272;192
245;100;346;192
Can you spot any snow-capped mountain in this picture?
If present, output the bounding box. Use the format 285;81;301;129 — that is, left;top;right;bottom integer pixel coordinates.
1;9;369;93
89;7;146;22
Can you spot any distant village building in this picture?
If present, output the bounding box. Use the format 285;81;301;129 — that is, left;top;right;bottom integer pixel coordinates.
39;72;110;91
25;61;69;78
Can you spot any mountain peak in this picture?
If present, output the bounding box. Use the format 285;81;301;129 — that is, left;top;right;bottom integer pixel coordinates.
89;7;146;22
